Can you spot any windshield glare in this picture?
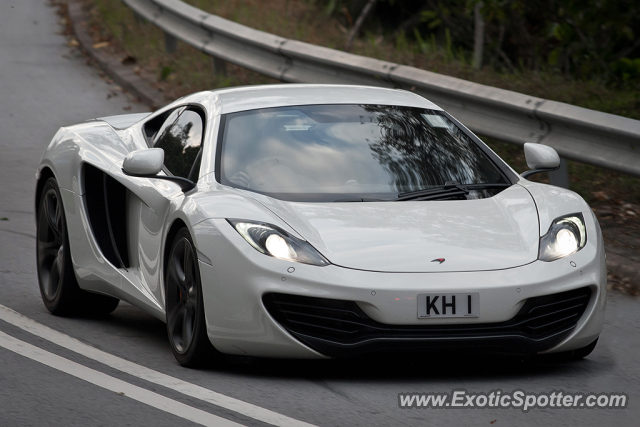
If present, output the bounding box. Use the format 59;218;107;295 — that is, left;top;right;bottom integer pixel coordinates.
219;104;508;202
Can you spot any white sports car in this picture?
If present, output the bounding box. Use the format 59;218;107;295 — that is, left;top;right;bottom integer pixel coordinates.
35;84;606;366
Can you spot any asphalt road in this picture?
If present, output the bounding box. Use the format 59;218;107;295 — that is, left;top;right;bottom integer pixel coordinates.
1;1;639;426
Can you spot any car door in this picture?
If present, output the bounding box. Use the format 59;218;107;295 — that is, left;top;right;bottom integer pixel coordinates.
129;107;205;308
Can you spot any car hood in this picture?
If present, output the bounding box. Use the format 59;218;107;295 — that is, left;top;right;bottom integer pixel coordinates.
245;184;540;272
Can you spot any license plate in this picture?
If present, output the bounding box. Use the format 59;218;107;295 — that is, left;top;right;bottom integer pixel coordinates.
417;293;479;318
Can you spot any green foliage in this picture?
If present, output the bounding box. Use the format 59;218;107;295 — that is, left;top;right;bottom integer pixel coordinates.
160;66;173;81
611;58;640;82
324;0;339;16
320;0;640;86
412;28;429;54
444;27;452;61
395;30;409;52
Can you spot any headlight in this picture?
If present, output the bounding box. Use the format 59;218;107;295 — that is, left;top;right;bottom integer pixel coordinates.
227;219;330;266
539;213;587;262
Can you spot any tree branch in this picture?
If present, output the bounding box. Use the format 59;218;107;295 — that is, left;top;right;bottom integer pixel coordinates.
345;0;377;52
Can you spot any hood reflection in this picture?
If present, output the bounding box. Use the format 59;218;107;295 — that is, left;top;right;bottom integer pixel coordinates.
250;185;539;273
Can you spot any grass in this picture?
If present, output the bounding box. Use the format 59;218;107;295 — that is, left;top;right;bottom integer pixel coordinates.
87;0;276;100
81;0;640;205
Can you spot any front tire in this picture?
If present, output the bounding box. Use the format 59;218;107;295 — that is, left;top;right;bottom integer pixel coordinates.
36;177;119;316
165;228;217;367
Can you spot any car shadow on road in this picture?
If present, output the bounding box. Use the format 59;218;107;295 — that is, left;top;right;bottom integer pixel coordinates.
59;301;170;349
210;350;604;383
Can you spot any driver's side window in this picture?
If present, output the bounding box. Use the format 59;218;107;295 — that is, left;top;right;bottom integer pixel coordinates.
153;108;204;181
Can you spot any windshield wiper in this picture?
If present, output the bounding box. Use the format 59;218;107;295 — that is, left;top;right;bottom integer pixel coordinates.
332;182;511;202
396;185;467;201
396;182;510;201
333;197;390;202
457;183;511;190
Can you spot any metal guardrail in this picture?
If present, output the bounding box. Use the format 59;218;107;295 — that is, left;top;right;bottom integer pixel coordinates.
123;0;640;181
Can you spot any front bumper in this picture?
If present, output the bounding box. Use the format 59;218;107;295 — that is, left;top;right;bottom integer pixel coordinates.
194;216;607;359
262;287;592;357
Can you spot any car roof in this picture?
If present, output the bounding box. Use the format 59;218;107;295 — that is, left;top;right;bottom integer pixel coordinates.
209;84;442;114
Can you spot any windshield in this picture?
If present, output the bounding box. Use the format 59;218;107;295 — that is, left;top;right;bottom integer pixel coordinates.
218;104;509;202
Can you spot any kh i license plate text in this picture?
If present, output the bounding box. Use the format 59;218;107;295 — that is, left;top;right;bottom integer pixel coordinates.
417;293;480;318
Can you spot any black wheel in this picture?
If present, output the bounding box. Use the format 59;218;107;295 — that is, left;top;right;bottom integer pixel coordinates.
165;228;216;367
36;177;119;316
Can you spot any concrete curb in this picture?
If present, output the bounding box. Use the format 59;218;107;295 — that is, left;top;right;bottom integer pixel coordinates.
67;0;166;110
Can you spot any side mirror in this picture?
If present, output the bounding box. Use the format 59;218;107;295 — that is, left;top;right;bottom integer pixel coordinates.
122;148;164;176
521;143;560;179
122;148;195;193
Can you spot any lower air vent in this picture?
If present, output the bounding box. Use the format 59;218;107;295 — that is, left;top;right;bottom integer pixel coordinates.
263;287;592;357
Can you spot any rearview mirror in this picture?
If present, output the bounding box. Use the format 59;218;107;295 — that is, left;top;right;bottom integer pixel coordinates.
122;148;195;193
521;143;560;178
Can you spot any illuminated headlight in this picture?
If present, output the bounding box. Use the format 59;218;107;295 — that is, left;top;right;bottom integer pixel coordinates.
227;219;330;266
539;213;587;262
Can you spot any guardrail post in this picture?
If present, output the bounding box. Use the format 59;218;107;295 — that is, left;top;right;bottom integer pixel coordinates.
549;158;570;189
213;57;227;77
164;31;177;54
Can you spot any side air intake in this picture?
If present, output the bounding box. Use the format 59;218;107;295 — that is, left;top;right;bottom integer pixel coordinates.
83;164;130;269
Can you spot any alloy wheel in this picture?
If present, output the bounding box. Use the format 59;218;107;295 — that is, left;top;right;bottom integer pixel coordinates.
166;236;199;354
37;188;65;300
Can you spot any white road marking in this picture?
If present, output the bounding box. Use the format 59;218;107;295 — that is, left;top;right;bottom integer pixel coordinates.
0;330;242;427
0;304;316;427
